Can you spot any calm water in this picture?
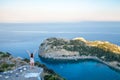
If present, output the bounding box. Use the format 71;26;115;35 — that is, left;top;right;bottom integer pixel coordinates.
0;22;120;80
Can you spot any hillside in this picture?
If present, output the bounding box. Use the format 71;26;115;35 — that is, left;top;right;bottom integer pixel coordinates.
74;37;120;54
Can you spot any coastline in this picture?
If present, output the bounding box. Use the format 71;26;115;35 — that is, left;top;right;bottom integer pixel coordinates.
39;55;120;72
39;37;120;73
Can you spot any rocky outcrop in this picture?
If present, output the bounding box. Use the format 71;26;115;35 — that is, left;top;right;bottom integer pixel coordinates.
39;37;120;71
0;52;28;72
0;52;65;80
39;37;120;57
39;38;79;58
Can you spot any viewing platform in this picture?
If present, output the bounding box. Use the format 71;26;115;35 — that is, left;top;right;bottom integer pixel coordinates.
0;65;43;80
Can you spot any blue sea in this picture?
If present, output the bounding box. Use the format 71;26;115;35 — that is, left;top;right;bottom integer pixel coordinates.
0;22;120;80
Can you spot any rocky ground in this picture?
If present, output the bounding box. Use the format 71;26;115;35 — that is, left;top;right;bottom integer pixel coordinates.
0;51;65;80
0;65;43;80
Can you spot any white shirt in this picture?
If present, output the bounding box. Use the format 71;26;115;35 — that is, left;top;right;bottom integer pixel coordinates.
30;58;34;63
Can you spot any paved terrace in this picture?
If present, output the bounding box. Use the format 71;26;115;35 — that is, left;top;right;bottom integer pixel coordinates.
0;65;43;80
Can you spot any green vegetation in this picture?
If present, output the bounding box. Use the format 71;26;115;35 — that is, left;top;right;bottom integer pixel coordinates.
23;58;29;63
88;41;120;54
0;52;15;72
43;38;120;62
0;63;15;72
46;38;69;46
0;52;11;57
44;74;63;80
117;64;120;67
64;40;120;62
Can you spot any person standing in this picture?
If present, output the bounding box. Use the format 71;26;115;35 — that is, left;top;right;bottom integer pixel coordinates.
26;50;36;68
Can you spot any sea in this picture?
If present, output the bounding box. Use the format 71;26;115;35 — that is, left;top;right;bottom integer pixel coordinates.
0;22;120;80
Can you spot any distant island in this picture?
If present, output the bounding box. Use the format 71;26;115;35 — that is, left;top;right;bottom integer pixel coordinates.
39;37;120;71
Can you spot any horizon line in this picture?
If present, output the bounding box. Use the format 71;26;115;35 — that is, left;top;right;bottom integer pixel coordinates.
0;21;120;24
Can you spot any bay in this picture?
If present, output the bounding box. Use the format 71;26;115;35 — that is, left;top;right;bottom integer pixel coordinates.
0;22;120;80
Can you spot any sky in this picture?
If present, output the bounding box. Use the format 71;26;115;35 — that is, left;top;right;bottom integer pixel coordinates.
0;0;120;23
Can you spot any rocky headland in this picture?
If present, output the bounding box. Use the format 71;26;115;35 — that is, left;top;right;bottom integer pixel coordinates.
39;37;120;71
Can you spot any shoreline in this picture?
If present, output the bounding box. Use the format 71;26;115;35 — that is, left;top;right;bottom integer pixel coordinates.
39;37;120;73
39;55;120;72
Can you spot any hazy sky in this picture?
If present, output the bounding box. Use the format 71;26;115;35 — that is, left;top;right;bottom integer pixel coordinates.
0;0;120;23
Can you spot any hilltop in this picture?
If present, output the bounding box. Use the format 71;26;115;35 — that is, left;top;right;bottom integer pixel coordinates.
0;52;65;80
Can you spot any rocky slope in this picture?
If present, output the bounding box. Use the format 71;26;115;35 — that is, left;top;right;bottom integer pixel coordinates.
0;51;65;80
39;37;120;70
0;52;27;72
